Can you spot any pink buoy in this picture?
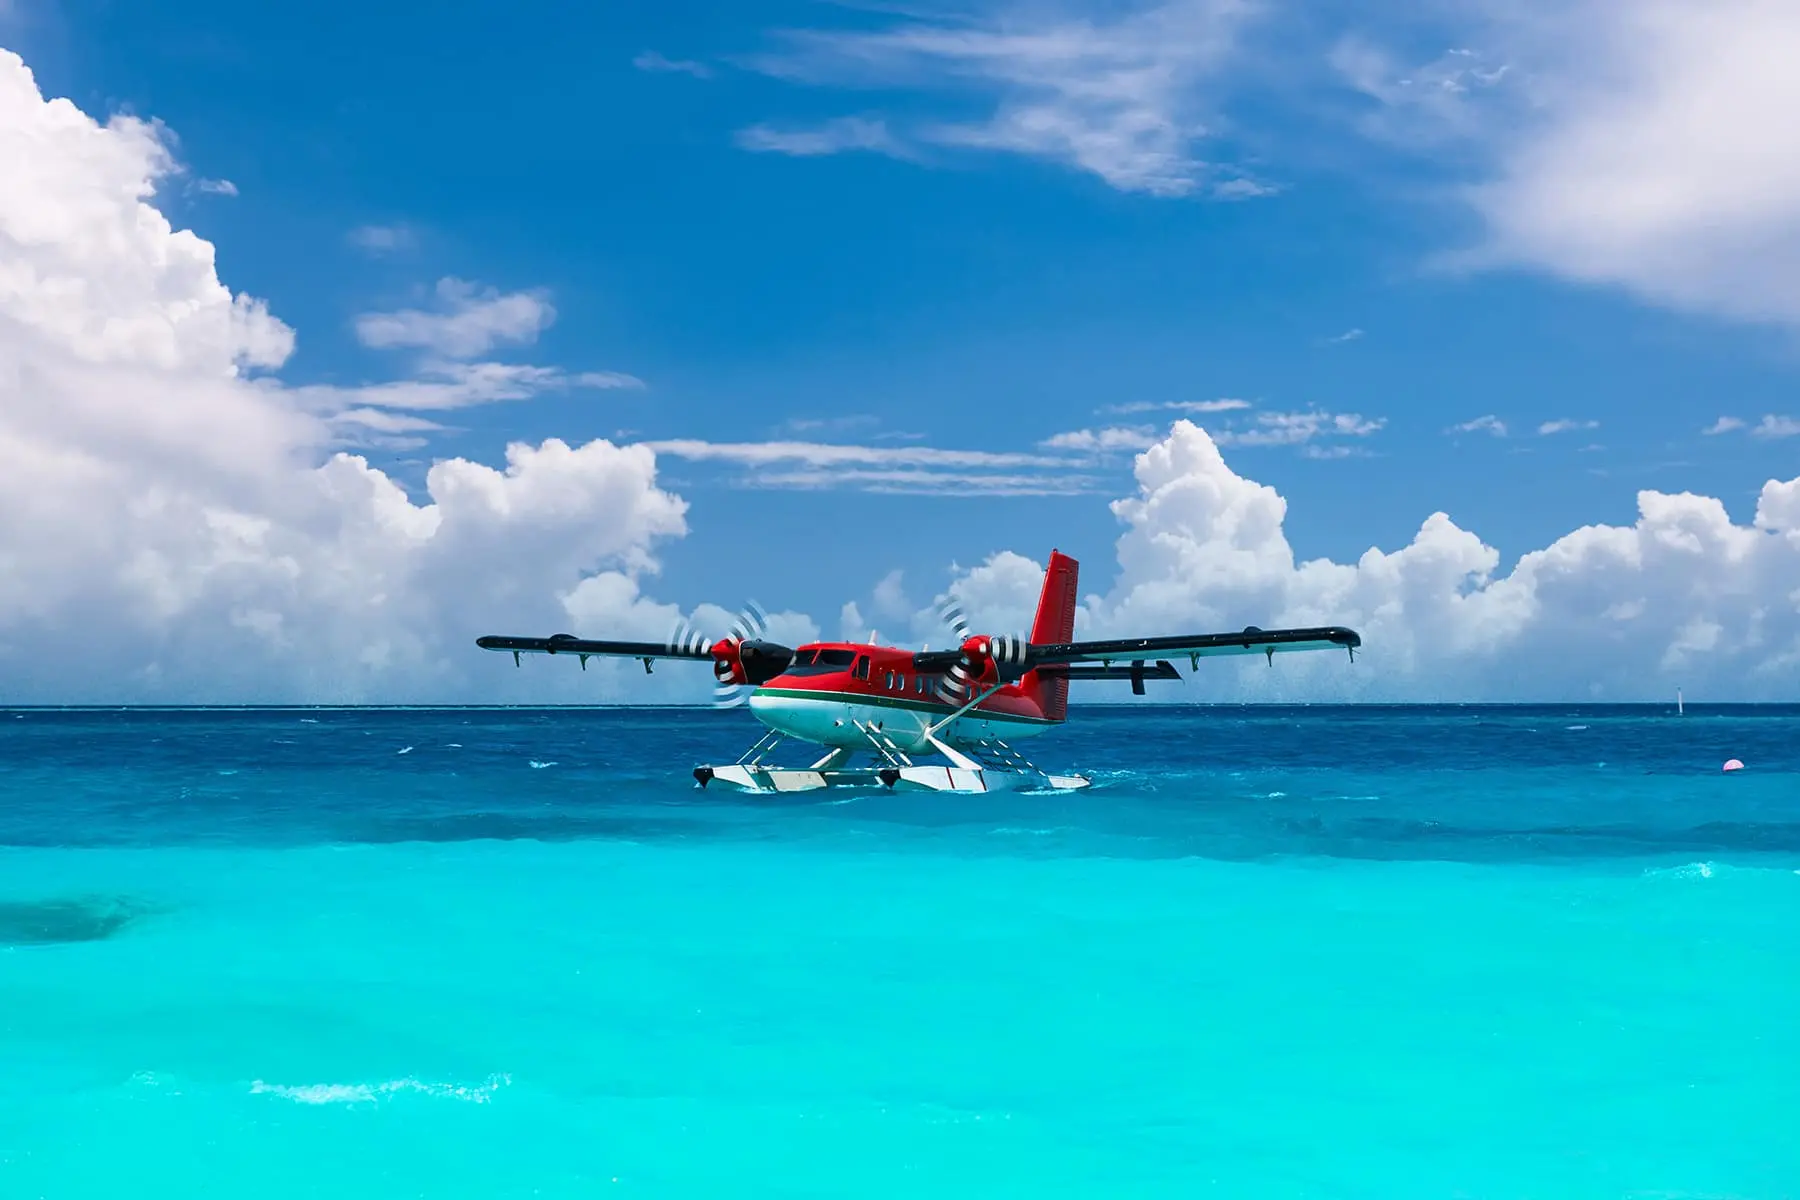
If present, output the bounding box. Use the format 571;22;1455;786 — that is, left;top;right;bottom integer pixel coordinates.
1723;759;1745;773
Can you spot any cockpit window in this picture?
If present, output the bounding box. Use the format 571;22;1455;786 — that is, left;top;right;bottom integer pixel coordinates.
781;648;857;676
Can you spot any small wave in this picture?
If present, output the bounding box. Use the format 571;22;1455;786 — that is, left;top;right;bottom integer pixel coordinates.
1644;861;1800;881
1566;724;1589;731
397;746;414;755
446;743;463;748
1651;861;1718;880
299;718;319;724
1265;791;1287;799
217;769;238;776
250;1073;510;1106
529;760;557;769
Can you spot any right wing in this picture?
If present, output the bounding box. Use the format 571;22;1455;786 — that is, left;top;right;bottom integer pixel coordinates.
1025;625;1360;666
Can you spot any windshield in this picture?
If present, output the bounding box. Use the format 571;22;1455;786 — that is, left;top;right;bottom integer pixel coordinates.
781;648;857;677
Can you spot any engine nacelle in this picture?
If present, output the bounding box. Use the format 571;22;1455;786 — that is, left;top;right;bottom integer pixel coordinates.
939;633;1020;702
709;637;795;686
711;639;744;685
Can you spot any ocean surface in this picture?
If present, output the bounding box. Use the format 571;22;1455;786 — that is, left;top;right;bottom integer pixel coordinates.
2;704;1796;1198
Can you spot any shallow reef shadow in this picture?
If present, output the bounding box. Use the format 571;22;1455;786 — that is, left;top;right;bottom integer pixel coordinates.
0;895;158;945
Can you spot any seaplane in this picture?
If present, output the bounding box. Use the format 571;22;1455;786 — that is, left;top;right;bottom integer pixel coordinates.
478;550;1360;794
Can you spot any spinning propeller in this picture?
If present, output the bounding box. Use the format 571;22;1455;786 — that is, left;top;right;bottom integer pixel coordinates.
672;601;778;710
930;600;1028;705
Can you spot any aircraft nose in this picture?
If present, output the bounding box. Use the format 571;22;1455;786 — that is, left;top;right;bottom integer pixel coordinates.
748;688;812;741
746;689;782;730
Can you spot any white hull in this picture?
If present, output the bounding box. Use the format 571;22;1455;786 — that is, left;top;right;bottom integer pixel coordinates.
746;690;1051;752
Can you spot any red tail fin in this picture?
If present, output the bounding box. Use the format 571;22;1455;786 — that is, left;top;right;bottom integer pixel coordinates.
1020;550;1078;722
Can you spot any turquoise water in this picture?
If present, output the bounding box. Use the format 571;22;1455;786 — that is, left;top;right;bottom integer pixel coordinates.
2;706;1797;1197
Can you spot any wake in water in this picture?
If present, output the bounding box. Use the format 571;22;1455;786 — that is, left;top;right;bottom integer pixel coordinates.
249;1074;512;1106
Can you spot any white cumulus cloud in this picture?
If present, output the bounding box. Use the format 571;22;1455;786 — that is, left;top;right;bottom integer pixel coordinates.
0;48;717;704
936;421;1800;701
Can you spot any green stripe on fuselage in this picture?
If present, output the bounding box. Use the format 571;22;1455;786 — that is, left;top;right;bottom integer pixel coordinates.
751;687;1057;725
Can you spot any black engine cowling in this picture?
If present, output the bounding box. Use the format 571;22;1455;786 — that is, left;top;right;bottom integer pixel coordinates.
717;638;795;685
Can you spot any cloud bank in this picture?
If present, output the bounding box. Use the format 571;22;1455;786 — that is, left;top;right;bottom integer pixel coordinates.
0;49;754;704
926;422;1800;702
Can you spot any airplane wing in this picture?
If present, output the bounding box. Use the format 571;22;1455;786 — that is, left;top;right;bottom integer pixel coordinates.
1025;625;1360;666
475;629;797;688
475;633;713;663
908;625;1359;675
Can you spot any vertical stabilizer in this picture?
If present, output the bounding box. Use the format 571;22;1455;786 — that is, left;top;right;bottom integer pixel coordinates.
1020;550;1078;722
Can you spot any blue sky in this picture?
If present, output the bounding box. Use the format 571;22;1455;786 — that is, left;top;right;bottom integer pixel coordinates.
4;0;1800;700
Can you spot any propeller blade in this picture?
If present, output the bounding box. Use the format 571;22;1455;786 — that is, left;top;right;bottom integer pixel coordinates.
667;615;708;657
712;682;748;710
671;602;766;652
729;601;769;643
938;600;971;642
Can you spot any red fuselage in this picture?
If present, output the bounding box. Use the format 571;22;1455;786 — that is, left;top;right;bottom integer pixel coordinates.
746;642;1057;751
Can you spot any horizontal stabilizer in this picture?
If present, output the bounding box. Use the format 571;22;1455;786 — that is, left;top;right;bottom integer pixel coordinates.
1037;658;1181;695
1037;660;1182;683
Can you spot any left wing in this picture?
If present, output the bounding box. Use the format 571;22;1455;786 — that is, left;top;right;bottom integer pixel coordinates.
475;633;714;666
1024;625;1360;667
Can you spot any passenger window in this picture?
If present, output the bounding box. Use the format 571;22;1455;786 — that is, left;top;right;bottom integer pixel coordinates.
853;655;870;681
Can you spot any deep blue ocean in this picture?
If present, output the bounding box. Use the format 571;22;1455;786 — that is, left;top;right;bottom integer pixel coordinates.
2;705;1796;1198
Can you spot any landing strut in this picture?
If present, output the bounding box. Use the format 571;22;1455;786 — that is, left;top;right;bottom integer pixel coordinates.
692;723;1090;794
